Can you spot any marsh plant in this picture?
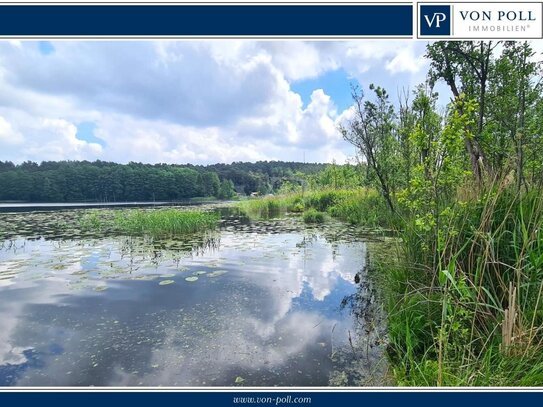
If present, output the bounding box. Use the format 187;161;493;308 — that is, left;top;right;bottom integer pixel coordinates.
237;188;396;231
81;208;219;237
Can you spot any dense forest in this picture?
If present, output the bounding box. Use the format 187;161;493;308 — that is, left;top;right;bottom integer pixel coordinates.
0;160;327;202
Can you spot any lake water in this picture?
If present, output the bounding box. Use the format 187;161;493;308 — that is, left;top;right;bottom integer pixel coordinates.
0;200;211;212
0;206;386;386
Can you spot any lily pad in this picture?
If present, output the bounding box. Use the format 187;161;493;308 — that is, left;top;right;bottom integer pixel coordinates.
159;280;175;286
94;285;108;292
207;270;228;278
194;271;207;276
185;276;198;282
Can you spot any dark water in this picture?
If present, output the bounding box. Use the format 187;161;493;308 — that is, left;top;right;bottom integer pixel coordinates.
0;200;217;212
0;207;386;386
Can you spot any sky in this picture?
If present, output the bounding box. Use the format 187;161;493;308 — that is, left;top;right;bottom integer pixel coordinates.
0;40;436;165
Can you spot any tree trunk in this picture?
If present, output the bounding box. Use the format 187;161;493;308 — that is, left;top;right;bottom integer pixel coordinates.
368;152;395;213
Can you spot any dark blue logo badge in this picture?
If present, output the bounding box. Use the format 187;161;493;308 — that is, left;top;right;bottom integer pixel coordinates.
420;4;451;36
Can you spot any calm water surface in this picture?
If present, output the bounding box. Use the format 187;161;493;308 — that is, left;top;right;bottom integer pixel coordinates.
0;207;385;386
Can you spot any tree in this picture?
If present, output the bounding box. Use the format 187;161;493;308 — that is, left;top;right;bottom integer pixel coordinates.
399;86;472;266
217;179;236;199
487;42;541;190
341;84;399;212
198;171;220;197
426;41;499;184
398;88;416;191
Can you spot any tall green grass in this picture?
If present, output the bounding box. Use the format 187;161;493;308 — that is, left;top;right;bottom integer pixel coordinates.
303;208;325;224
237;188;398;229
237;194;298;218
81;208;219;237
384;186;543;386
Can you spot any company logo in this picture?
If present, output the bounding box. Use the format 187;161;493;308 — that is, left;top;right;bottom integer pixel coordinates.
420;5;451;36
418;2;542;39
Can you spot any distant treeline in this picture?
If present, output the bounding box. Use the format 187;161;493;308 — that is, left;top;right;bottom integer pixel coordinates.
0;160;327;202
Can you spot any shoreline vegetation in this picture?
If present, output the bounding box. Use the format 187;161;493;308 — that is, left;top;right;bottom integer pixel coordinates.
236;40;543;386
237;188;395;229
241;183;543;386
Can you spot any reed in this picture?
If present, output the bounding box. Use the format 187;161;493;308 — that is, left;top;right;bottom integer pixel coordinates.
237;188;397;228
303;208;325;224
81;208;219;237
384;186;543;385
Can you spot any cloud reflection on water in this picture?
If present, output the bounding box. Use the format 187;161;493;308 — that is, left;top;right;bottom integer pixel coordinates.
0;222;367;386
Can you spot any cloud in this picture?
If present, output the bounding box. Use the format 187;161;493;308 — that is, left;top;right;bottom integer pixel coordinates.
93;113;268;164
0;116;24;145
2;42;285;127
259;42;339;81
0;40;435;165
0;109;102;162
386;43;428;74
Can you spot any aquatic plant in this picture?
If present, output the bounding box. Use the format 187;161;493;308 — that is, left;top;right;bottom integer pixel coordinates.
237;195;297;218
237;188;396;229
303;208;325;224
81;208;219;237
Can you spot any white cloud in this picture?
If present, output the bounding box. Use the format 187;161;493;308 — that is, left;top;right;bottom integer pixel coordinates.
0;109;102;162
94;113;268;164
0;40;436;165
386;44;428;74
260;42;339;81
294;89;339;146
0;116;24;145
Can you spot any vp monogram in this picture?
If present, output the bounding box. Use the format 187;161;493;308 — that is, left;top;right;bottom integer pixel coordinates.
419;4;451;36
424;12;447;28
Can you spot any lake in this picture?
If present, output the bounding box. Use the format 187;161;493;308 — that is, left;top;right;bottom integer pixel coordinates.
0;205;386;386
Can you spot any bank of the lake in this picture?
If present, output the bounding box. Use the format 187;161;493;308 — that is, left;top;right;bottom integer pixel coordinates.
241;188;543;386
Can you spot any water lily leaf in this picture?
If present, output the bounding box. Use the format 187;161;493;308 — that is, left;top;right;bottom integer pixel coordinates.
159;280;175;285
161;274;176;278
94;285;108;292
185;276;198;282
207;270;228;278
194;271;207;276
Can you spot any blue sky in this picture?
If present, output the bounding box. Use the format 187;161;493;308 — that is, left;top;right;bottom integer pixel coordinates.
291;69;359;112
0;40;436;164
76;122;106;147
38;41;55;55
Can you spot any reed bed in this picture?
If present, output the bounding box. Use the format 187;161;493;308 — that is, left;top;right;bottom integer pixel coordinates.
81;208;219;237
